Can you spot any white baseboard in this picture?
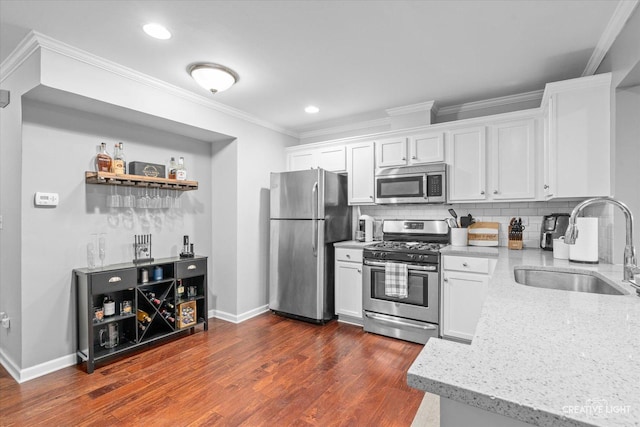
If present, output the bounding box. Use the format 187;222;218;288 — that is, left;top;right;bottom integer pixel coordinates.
0;348;76;384
0;348;21;383
208;304;270;324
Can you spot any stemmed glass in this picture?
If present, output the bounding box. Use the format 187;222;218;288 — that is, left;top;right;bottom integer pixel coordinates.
123;187;135;208
173;190;182;209
153;188;162;209
98;233;106;267
87;233;97;269
163;189;173;209
107;185;121;208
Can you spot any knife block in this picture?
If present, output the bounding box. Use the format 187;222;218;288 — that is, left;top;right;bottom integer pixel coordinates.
508;226;523;250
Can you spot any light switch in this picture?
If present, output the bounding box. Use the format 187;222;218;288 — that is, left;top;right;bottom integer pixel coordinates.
34;192;59;206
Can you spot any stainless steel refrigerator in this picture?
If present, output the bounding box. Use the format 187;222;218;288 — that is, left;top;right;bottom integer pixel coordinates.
269;169;351;323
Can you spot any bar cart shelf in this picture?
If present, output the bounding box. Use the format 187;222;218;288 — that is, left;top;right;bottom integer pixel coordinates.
85;171;198;191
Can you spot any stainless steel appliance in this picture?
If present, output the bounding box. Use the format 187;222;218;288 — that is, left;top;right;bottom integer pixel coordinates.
362;220;448;344
540;213;570;251
269;169;351;323
375;164;447;204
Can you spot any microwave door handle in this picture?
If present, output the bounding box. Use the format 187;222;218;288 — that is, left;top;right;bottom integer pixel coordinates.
312;181;318;256
423;175;428;200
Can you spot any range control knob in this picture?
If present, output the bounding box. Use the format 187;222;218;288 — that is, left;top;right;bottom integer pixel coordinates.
408;254;415;259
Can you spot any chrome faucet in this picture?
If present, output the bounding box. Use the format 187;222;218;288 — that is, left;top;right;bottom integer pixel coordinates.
564;197;638;283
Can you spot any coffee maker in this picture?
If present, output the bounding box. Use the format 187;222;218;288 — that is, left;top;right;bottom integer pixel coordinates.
540;213;570;251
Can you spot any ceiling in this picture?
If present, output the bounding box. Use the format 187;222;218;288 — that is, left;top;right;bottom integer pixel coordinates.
0;1;628;135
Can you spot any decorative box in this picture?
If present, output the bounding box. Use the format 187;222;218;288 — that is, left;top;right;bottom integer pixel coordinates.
177;301;197;328
128;161;166;178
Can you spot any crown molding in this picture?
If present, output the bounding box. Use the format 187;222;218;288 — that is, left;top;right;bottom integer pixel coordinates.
0;31;299;138
299;117;391;140
582;0;639;76
436;89;544;117
385;100;436;116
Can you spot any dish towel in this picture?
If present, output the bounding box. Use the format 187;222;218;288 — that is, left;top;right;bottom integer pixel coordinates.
385;262;408;299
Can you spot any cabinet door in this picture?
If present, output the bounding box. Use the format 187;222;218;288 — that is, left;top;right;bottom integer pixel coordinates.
442;270;488;342
489;119;535;200
347;141;375;205
408;132;444;164
335;260;363;320
317;146;346;172
448;126;486;202
288;150;317;171
375;137;407;168
543;98;556;198
544;75;611;199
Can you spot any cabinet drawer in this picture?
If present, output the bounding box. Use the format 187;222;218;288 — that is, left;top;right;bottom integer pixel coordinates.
443;256;489;274
176;259;207;278
335;248;363;263
91;268;137;294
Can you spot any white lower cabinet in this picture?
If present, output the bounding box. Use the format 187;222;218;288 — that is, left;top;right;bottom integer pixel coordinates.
335;247;363;324
442;255;496;342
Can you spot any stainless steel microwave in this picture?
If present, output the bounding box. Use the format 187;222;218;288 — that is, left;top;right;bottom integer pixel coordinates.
375;164;447;204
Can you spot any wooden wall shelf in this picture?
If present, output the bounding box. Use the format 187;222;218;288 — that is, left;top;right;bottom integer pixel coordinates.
85;171;198;191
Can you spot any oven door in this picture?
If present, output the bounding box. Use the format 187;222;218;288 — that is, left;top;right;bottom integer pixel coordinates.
375;173;427;204
362;260;439;324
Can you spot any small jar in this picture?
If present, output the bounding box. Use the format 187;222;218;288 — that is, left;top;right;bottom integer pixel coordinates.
140;268;149;283
153;266;163;281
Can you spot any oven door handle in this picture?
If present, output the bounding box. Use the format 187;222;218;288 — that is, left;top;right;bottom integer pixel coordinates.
364;312;437;330
364;260;437;272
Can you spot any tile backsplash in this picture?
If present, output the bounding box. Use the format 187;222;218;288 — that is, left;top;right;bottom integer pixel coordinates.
358;200;614;263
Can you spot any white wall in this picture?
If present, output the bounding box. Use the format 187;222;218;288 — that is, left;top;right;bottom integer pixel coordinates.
613;85;640;263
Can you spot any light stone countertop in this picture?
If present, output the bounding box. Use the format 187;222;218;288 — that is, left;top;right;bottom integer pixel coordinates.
408;247;640;427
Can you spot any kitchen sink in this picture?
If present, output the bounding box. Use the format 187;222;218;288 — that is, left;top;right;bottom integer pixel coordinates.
513;267;628;295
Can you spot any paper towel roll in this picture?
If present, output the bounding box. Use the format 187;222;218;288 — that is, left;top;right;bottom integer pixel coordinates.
569;217;599;263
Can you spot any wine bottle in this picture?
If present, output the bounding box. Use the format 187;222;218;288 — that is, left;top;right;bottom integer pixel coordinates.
96;142;112;172
137;309;152;324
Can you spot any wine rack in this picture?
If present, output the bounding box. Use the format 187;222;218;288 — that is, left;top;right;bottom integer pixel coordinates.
85;171;198;191
74;256;208;373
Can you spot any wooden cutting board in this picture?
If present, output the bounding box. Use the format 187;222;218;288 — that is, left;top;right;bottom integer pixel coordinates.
467;222;500;246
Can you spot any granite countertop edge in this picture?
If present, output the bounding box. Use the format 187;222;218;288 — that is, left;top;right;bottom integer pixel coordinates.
408;247;640;427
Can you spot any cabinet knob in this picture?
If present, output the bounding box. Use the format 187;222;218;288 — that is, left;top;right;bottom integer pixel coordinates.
357;269;361;273
544;184;549;189
443;278;448;282
480;191;485;195
493;190;498;195
369;195;374;199
411;156;417;160
402;157;406;161
346;254;351;258
462;262;469;267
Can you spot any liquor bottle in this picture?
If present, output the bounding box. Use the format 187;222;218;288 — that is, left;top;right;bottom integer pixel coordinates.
137;309;152;324
177;279;185;298
168;157;177;180
176;157;187;181
96;142;112;172
112;142;126;175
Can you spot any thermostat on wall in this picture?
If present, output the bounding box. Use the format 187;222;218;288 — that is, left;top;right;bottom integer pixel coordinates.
34;192;59;206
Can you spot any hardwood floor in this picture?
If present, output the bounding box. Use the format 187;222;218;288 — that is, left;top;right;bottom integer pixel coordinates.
0;313;425;426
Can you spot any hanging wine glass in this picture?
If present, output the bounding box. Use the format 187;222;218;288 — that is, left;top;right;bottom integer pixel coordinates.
98;233;106;267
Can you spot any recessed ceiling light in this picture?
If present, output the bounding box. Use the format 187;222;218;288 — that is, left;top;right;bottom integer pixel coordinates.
305;106;320;114
143;23;172;40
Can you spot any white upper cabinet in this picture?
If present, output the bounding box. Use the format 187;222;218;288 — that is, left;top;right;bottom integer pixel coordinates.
286;145;346;172
375;136;408;168
542;73;611;199
346;141;375;205
375;133;445;168
448;126;487;202
488;119;536;200
409;132;445;164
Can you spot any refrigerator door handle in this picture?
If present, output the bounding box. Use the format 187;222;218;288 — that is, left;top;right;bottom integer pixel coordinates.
312;181;318;256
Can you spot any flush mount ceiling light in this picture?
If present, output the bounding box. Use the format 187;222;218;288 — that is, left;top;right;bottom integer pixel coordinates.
305;105;320;114
188;63;239;94
142;23;171;40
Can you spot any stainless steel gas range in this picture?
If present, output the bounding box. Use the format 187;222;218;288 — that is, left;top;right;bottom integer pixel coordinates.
362;219;448;344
